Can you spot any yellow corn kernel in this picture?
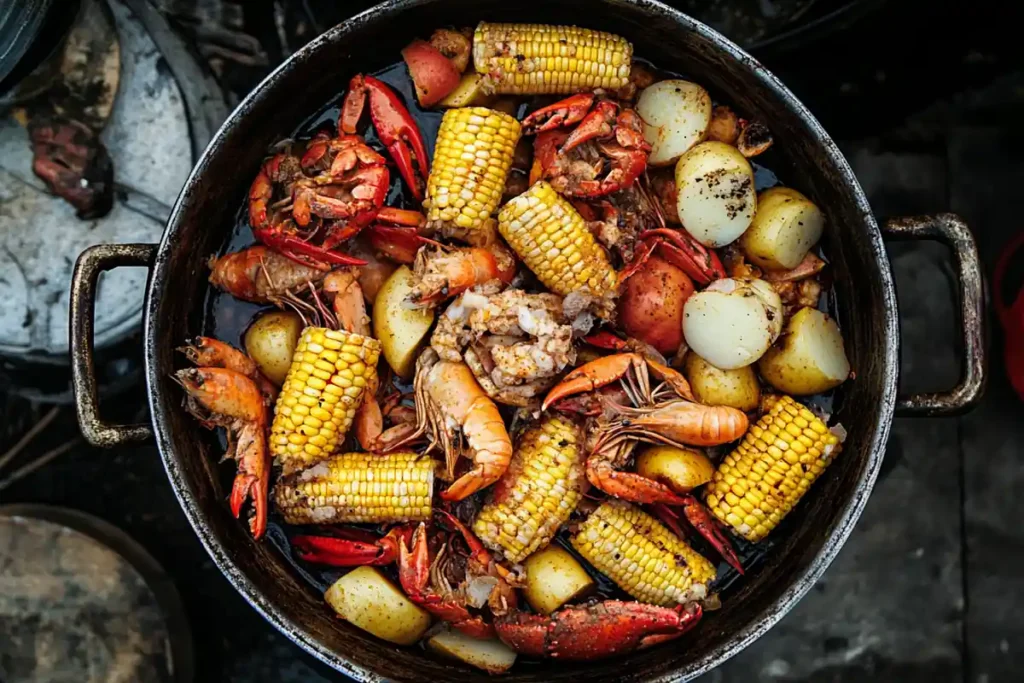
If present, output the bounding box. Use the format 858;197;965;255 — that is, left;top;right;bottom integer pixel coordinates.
473;22;632;95
423;107;521;243
270;327;380;474
273;452;435;525
473;416;584;563
571;500;715;606
704;395;842;542
498;181;617;318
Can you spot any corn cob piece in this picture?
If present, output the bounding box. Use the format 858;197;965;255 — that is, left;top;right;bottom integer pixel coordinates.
274;451;435;525
473;22;632;95
571;500;715;606
497;181;617;318
473;416;584;563
423;106;521;242
704;395;842;542
270;327;380;474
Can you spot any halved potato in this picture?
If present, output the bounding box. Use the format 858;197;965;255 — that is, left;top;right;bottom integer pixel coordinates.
325;566;431;645
636;79;711;166
683;352;760;411
683;278;783;370
523;545;595;615
244;311;303;386
675;141;756;247
373;266;435;379
740;187;825;271
428;628;517;673
634;445;714;494
758;307;851;395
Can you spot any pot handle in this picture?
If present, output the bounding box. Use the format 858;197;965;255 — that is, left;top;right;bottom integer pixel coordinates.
70;244;157;446
883;213;987;416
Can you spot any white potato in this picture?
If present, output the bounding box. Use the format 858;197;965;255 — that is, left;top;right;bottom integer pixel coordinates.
675;141;756;247
428;628;517;673
683;352;761;411
523;545;595;615
740;187;825;271
325;566;432;645
636;79;711;166
758;307;850;395
634;445;715;494
682;278;783;370
373;266;435;379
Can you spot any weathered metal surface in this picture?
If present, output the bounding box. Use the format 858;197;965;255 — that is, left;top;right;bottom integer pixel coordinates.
0;0;192;359
0;505;193;683
69;243;155;447
883;214;988;416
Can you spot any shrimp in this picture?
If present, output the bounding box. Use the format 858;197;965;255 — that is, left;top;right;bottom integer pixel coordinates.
177;336;277;401
383;349;512;501
408;242;517;307
208;246;325;303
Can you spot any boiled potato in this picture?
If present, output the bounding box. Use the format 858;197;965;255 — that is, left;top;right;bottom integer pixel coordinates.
523;545;595;615
740;187;825;271
683;352;760;411
428;628;517;673
439;73;490;107
758;307;850;395
325;566;431;645
635;445;714;494
683;278;783;370
373;266;435;379
675;141;756;247
244;311;302;386
636;79;711;166
618;255;694;354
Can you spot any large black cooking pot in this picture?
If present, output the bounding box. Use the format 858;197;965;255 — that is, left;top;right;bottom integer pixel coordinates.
68;1;986;680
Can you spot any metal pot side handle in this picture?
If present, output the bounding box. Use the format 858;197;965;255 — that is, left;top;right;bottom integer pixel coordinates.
70;244;157;446
884;213;988;416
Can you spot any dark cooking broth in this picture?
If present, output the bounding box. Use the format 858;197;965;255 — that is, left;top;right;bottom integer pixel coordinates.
202;55;844;636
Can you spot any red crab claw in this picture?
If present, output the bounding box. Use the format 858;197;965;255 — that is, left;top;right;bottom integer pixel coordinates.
560;99;618;154
521;93;595;134
341;74;429;201
290;525;415;566
252;224;368;270
637;228;726;286
494;601;703;660
542;353;647;411
583;331;629;350
398;522;496;639
653;500;744;575
366;207;429;264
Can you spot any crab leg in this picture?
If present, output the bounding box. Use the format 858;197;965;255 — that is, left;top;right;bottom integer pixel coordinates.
291;525;415;566
541;353;646;411
521;93;595;134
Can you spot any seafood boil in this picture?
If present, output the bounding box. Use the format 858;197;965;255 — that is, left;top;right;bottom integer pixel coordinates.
182;21;852;673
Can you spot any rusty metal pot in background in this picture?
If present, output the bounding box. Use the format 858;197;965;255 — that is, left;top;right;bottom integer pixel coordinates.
67;1;986;680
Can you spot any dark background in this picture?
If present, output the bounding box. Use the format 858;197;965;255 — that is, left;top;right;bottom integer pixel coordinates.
2;1;1023;681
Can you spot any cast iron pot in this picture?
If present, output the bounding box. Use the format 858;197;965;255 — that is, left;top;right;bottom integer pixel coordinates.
68;1;987;680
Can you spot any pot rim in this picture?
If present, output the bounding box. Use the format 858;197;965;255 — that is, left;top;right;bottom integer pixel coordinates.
143;1;898;680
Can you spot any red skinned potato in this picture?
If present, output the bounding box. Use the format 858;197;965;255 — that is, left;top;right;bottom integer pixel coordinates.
618;255;695;354
402;39;460;107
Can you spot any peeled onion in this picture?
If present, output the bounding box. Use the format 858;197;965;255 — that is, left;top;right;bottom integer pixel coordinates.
674;141;756;247
682;278;783;369
636;79;711;166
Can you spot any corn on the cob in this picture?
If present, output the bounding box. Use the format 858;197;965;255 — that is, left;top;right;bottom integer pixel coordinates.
498;181;617;317
274;451;435;525
571;500;715;606
473;416;584;563
423;106;521;242
473;22;632;95
704;395;842;542
270;327;380;473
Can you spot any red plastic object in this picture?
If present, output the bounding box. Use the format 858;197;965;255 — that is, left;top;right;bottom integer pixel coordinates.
994;231;1024;401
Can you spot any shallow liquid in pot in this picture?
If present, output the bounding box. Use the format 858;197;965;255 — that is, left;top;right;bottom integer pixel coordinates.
200;57;844;658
